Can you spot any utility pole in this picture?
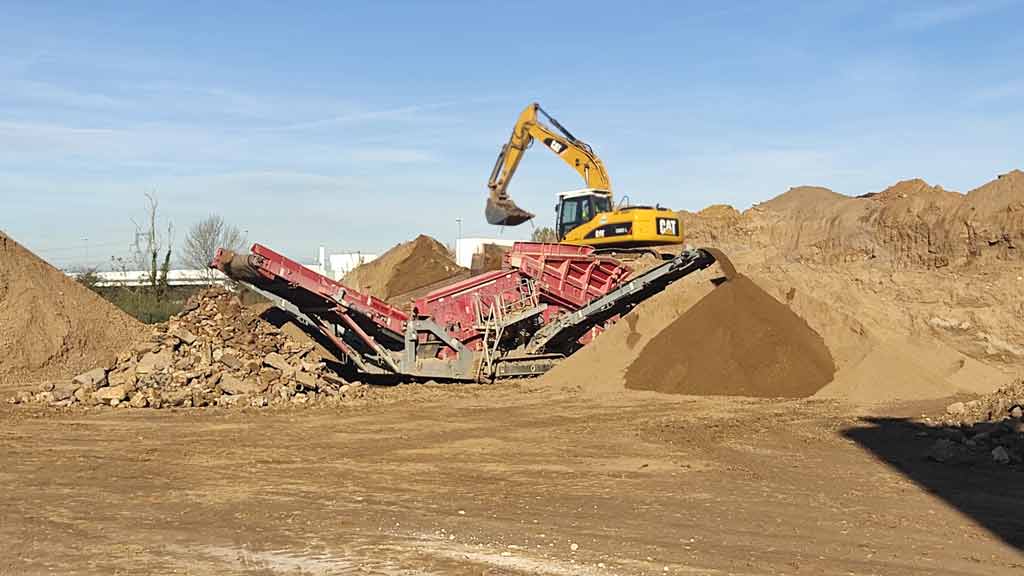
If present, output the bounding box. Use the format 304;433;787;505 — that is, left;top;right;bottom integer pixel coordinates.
454;218;463;263
82;236;89;268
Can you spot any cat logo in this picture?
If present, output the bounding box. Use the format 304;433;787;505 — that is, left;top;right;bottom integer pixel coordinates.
657;218;679;236
543;138;567;154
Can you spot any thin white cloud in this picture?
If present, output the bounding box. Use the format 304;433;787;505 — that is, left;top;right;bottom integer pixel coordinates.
969;79;1024;102
889;0;1015;30
6;79;130;111
260;100;461;132
347;147;435;163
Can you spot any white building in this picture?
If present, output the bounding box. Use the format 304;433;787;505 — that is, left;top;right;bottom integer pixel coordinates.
307;247;378;280
69;269;230;287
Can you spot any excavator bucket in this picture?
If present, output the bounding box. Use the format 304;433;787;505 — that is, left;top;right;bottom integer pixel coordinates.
485;192;535;227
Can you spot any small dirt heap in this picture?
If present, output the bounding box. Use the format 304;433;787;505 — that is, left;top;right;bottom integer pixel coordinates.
625;274;835;397
922;378;1024;466
342;235;466;302
0;230;143;386
9;288;365;409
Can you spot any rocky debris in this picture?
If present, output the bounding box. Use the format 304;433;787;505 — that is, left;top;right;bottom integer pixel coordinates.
920;378;1024;466
941;379;1024;425
8;287;369;410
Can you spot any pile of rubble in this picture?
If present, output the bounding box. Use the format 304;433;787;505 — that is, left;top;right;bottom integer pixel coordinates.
925;378;1024;465
8;288;367;409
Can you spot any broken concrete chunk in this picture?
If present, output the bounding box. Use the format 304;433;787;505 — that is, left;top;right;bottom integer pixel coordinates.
945;402;966;417
129;393;149;409
263;352;297;375
51;382;78;402
93;385;128;404
169;326;198;345
219;374;260;395
72;367;108;389
293;370;317;390
218;352;242;370
108;369;138;389
136;350;173;375
73;387;91;404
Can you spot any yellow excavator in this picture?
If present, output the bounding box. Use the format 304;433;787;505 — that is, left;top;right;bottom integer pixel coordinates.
486;102;683;250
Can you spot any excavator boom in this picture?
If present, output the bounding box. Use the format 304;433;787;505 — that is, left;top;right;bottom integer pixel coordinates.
486;103;611;226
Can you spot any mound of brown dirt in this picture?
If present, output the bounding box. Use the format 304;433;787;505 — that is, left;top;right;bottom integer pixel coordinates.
624;275;835;397
0;231;143;386
470;243;511;273
538;265;719;394
813;336;1008;404
342;235;466;302
679;169;1024;268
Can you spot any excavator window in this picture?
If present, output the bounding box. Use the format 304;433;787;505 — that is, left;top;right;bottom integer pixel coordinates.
558;198;582;239
558;195;608;239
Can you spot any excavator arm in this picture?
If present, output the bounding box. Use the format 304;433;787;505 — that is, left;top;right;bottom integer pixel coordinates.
486;103;612;226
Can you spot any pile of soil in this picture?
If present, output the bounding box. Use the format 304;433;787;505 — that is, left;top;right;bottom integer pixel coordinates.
679;169;1024;268
342;235;466;302
624;275;835;397
0;230;143;386
813;336;1008;404
538;264;723;395
470;243;511;273
9;287;366;409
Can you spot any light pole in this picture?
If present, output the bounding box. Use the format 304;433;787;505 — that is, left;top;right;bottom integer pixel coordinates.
455;218;463;263
82;236;89;268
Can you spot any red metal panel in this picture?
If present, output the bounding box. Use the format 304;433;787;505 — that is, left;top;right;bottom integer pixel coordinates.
249;243;409;333
505;242;631;308
227;242;633;364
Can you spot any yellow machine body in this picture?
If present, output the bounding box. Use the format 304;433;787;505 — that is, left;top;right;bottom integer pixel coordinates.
486;103;683;249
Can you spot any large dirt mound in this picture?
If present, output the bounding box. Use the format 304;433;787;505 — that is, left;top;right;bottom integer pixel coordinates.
679;168;1024;377
624;275;835;397
0;231;143;385
539;264;719;395
342;235;466;302
680;170;1024;268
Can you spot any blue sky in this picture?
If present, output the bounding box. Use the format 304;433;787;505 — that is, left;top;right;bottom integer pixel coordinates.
1;0;1021;268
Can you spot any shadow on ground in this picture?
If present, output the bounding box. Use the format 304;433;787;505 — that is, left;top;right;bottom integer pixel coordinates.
843;417;1024;551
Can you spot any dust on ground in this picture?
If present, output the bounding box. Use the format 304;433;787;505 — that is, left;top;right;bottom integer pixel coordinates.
1;384;1022;575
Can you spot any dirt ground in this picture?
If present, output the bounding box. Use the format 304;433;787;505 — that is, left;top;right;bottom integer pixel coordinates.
2;381;1022;575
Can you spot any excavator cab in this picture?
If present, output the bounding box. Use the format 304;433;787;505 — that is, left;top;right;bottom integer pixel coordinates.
556;189;613;240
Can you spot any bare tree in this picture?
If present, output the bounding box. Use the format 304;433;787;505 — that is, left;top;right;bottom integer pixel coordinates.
182;214;246;273
530;226;558;243
131;192;174;293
